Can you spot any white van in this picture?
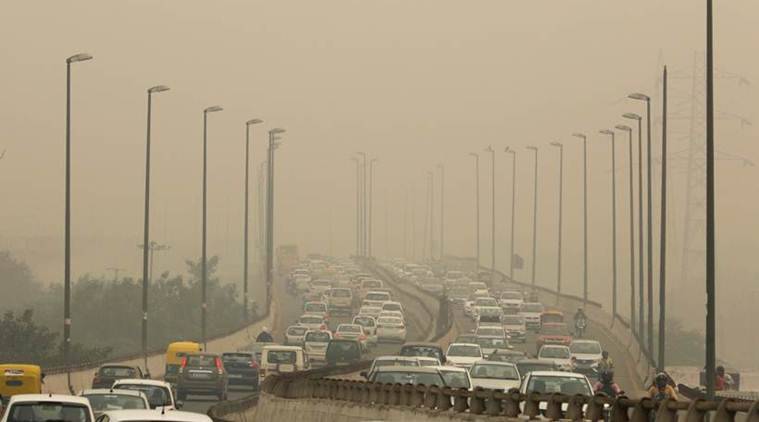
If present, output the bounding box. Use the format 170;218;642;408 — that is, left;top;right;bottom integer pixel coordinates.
259;345;309;380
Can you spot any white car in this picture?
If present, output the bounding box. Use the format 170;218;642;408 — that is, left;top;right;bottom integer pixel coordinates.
569;340;604;372
304;329;332;362
111;379;178;410
296;314;328;331
445;343;483;369
96;409;212;422
303;301;329;320
381;301;404;314
537;345;574;371
475;325;506;339
284;325;309;346
434;365;472;390
79;389;150;416
334;323;368;348
1;395;96;422
520;371;594;412
520;302;545;331
363;291;392;308
363;355;421;379
379;310;405;321
469;361;521;391
502;314;527;343
475;306;503;326
358;305;383;319
499;290;525;311
376;316;407;343
352;315;377;336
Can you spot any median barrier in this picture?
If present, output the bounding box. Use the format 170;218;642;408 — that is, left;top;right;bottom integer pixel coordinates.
240;368;759;422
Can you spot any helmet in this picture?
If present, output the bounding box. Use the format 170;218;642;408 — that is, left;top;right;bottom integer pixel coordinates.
716;365;725;375
600;370;614;384
655;372;668;388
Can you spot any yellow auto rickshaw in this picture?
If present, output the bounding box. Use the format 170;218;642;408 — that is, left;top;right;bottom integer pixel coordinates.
0;364;43;402
164;342;201;385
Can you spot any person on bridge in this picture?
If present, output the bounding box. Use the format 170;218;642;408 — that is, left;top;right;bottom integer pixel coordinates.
574;308;587;324
594;370;623;398
715;366;735;391
648;373;678;401
256;326;274;343
597;351;614;372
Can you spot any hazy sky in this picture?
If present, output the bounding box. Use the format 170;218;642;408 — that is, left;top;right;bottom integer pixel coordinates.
2;1;759;367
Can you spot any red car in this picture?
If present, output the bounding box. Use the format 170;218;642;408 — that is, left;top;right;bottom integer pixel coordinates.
536;322;573;352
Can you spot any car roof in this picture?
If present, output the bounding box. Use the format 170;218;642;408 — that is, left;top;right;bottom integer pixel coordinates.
401;342;441;348
366;290;390;295
113;379;171;387
570;339;600;344
80;389;147;398
472;360;517;367
448;343;480;348
516;358;555;364
374;356;419;362
431;365;467;373
7;394;91;406
539;344;570;349
263;345;302;351
98;364;139;369
102;409;211;422
371;366;441;374
527;371;587;378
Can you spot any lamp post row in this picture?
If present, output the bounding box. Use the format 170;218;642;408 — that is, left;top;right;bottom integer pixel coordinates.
63;52;284;386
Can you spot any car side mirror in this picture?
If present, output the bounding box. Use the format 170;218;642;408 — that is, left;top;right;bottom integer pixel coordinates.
176;401;184;409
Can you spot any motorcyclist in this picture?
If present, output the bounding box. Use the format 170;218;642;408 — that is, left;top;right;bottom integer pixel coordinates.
597;351;614;372
594;370;623;398
574;308;588;335
256;326;274;343
648;372;678;401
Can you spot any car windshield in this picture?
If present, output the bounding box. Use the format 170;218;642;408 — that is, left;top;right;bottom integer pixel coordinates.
375;359;419;368
476;337;508;348
527;376;591;396
377;317;402;325
331;289;351;297
304;303;326;313
83;393;147;412
186;355;217;367
267;350;297;364
570;342;602;354
97;367;137;377
383;303;401;311
522;303;544;313
287;326;308;335
305;331;331;342
501;292;523;300
353;317;375;327
6;403;92;422
114;384;172;407
373;372;445;386
399;346;443;359
470;364;520;380
448;345;481;357
541;325;569;336
440;371;471;389
222;353;252;363
540;347;570;358
502;316;524;325
475;298;497;307
517;362;556;374
366;293;389;301
300;316;322;324
328;341;359;353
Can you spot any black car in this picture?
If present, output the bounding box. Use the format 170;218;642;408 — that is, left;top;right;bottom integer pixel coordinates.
399;342;446;364
92;365;146;389
325;339;362;366
221;352;259;390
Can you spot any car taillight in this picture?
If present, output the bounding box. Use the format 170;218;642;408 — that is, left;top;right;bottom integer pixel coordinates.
215;357;224;374
250;360;259;369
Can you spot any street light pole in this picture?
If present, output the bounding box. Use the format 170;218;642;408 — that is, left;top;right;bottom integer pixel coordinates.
469;153;481;267
201;105;223;349
485;146;496;280
705;0;716;398
437;164;445;260
141;85;169;368
572;133;589;305
369;158;378;258
244;118;263;321
629;92;654;360
659;65;668;372
526;146;538;286
600;129;618;321
615;124;635;333
351;157;360;257
623;112;645;342
64;53;92;389
266;128;285;309
505;148;517;280
356;152;367;257
550;142;563;295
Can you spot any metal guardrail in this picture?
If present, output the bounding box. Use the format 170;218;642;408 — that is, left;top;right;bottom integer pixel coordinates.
258;371;759;422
